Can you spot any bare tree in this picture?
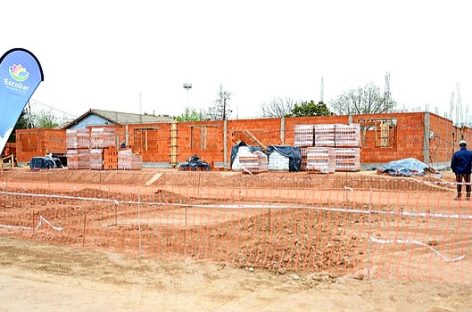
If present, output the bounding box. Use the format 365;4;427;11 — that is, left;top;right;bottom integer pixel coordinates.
330;83;396;115
206;85;232;120
260;97;295;118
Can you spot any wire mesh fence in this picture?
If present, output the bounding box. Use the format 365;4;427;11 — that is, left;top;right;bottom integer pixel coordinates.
1;170;471;284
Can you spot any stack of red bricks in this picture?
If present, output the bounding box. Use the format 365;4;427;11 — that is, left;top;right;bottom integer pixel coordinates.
91;128;116;149
238;151;268;174
306;147;336;173
104;146;118;170
118;149;142;170
89;127;117;170
89;149;104;170
315;124;361;171
66;129;90;169
294;125;314;170
295;124;361;172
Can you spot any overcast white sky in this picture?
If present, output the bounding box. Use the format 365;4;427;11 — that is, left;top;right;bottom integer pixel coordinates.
2;0;471;120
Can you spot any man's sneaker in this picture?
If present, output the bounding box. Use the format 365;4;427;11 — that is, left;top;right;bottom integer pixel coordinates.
466;197;471;201
455;196;462;201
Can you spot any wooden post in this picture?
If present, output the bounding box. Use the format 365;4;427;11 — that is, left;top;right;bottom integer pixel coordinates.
137;191;142;258
82;213;87;246
32;211;35;238
114;202;118;226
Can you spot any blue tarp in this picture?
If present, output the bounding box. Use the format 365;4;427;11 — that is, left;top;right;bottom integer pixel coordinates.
265;145;302;172
230;142;302;171
381;158;432;177
230;142;263;167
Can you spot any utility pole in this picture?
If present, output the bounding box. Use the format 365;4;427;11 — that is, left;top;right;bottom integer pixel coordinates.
139;92;142;124
223;97;227;121
450;91;455;124
383;72;391;112
183;83;192;107
456;83;462;127
320;77;324;103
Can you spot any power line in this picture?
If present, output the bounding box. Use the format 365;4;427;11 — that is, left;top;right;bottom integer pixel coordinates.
29;99;77;118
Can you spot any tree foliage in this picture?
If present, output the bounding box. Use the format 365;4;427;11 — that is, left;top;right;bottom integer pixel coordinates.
330;83;396;115
34;110;60;128
288;100;332;117
260;97;295;118
175;107;203;122
206;85;231;120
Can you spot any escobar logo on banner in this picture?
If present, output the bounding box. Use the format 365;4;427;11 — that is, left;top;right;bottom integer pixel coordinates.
0;48;44;153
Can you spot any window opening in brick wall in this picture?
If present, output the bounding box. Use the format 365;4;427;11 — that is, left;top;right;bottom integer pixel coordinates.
358;118;397;148
189;125;219;150
200;126;207;150
133;128;158;152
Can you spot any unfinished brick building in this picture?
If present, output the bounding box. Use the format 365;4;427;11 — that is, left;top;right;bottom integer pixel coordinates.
15;112;470;169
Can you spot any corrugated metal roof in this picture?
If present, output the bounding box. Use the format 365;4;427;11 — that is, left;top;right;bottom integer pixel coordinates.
61;109;173;129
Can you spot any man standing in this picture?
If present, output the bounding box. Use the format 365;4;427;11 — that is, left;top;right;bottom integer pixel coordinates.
451;140;472;200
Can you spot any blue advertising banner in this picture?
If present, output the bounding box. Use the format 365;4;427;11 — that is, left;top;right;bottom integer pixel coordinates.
0;48;44;154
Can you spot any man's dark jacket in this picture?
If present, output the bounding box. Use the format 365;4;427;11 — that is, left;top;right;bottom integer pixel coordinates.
451;147;472;174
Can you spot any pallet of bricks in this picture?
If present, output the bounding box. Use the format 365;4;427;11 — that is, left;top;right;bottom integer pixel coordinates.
294;124;361;172
118;149;142;170
90;127;118;170
66;129;90;170
294;125;313;171
232;145;268;174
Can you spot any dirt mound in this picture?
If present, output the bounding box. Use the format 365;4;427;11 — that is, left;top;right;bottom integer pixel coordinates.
2;169;158;186
153;171;449;192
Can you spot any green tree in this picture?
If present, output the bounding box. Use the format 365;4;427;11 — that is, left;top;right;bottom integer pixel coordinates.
288;100;332;117
330;83;396;115
35;110;59;128
175;107;204;122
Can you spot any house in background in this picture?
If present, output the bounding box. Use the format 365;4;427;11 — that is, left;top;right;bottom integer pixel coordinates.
61;109;173;130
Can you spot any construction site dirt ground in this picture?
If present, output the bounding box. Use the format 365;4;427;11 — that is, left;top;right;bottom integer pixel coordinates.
1;169;472;310
2;237;472;312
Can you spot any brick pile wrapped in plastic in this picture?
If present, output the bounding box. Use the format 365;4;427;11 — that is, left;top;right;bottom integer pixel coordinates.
66;149;90;170
118;149;143;170
306;147;335;173
294;125;314;147
314;124;336;147
294;123;362;172
89;149;104;170
66;129;90;149
335;148;361;172
232;146;268;173
90;127;116;149
313;124;360;148
66;129;91;170
334;124;360;147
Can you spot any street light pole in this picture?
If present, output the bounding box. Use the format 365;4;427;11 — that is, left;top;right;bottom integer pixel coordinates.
183;83;192;107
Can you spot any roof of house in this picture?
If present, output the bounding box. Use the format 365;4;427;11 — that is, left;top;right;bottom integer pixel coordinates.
61;109;174;129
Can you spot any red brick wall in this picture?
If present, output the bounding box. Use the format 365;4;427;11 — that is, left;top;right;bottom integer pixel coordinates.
15;113;467;166
352;113;425;163
177;120;224;163
429;113;472;164
127;123;171;162
16;129;66;162
429;114;454;164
